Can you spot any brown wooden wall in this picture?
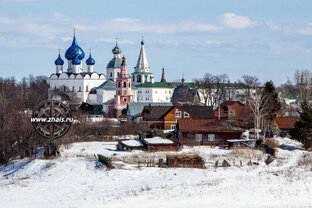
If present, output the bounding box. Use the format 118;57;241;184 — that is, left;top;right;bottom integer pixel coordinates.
179;131;242;146
163;107;193;130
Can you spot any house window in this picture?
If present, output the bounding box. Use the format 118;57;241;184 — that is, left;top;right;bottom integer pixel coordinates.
118;82;121;87
110;72;113;77
195;134;202;142
117;72;120;77
184;112;190;118
137;75;141;83
208;134;215;141
175;109;181;118
64;86;66;92
79;86;81;92
124;82;127;87
133;77;135;82
170;125;176;130
229;110;235;118
129;83;131;88
86;86;88;92
123;97;127;102
72;86;74;91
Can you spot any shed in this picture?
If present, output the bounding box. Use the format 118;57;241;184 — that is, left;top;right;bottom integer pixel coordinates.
143;137;177;151
117;139;144;151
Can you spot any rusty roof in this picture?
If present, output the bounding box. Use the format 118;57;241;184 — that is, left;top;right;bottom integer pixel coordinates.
276;117;300;129
178;119;243;132
220;100;245;108
213;110;227;118
143;105;214;120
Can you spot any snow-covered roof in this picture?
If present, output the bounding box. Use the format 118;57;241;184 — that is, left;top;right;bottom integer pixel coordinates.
143;137;174;144
120;139;143;147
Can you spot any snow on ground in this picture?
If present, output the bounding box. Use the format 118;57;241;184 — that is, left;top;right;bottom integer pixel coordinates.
1;139;312;208
274;136;304;150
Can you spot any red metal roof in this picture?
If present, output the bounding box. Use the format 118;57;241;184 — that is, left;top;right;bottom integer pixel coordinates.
178;119;243;132
275;117;300;129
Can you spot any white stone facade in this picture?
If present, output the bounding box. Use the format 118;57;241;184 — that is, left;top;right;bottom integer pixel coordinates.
49;72;106;103
137;87;173;103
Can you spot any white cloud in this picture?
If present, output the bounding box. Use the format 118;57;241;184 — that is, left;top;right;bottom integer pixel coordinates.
204;40;223;45
266;21;280;30
219;13;256;29
295;23;312;35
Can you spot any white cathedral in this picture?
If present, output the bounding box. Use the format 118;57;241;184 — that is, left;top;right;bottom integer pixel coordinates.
48;31;173;108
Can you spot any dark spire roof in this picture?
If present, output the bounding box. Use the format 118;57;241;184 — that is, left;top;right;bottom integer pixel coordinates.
161;67;166;82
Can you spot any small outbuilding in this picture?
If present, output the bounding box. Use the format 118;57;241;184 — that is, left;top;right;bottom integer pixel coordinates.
117;139;144;151
143;137;177;151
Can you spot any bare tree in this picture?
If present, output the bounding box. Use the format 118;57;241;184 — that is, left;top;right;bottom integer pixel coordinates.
239;74;261;103
195;73;229;108
293;69;311;103
246;87;271;140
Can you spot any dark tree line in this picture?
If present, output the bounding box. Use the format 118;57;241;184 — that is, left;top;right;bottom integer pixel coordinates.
0;75;49;164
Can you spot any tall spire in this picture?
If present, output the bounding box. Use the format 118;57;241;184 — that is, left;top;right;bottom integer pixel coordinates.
135;37;149;72
161;67;166;82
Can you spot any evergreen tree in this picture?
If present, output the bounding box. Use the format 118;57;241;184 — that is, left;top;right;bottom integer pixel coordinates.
290;102;312;147
262;81;281;121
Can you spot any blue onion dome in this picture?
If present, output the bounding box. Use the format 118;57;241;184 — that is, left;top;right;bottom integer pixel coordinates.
72;56;81;65
54;54;64;65
86;53;95;65
65;35;85;60
112;42;122;54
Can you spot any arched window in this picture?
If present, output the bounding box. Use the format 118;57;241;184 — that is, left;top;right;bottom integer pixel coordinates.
133;77;135;82
124;82;127;87
72;86;74;91
64;86;66;92
110;72;113;77
118;82;121;87
137;75;141;83
129;83;131;88
86;86;88;92
79;86;81;92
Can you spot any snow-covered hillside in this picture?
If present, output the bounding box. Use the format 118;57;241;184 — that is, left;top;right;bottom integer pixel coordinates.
1;139;312;208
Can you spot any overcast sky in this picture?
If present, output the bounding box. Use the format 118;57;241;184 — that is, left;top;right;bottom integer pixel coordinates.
1;0;312;85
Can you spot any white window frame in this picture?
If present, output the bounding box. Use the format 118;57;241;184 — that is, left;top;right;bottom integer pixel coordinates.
175;110;181;118
229;110;235;118
170;125;176;130
184;112;190;118
195;134;202;142
208;134;215;141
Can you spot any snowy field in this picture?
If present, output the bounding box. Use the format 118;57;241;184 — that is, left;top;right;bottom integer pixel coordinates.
1;137;312;208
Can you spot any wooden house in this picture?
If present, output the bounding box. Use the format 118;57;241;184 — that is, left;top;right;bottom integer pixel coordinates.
177;119;243;146
141;105;214;130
